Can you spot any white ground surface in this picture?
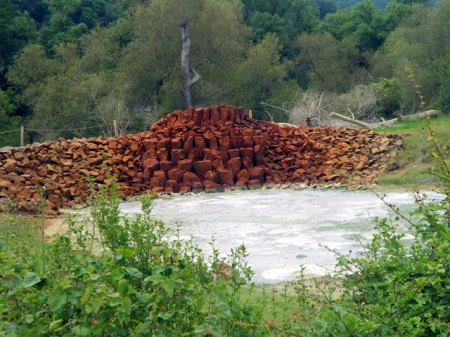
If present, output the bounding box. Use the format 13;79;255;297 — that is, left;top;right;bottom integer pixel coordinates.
119;189;444;284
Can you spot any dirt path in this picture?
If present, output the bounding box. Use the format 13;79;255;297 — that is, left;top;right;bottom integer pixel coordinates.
44;216;68;240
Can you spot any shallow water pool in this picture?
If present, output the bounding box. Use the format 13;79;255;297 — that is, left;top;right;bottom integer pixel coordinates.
119;189;443;283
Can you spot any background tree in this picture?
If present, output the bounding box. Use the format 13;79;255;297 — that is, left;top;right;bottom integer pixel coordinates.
297;33;371;92
382;0;450;111
319;0;386;51
1;0;448;146
116;0;247;114
0;0;37;67
231;34;298;120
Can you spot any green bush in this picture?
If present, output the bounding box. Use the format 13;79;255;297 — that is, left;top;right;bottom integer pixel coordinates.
370;77;402;118
0;186;263;337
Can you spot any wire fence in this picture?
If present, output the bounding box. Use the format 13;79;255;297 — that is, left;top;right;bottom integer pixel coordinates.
0;129;21;135
0;120;147;148
26;126;100;132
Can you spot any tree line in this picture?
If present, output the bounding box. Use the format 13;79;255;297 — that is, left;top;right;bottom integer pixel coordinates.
0;0;449;145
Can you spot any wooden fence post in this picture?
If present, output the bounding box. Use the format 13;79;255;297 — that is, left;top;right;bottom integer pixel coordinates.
249;110;253;119
113;120;119;137
20;125;24;147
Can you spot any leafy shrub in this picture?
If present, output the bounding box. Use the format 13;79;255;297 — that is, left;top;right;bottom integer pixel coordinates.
0;185;263;337
370;77;402;118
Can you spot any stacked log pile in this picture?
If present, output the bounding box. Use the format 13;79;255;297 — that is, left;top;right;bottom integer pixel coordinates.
136;106;270;194
264;125;402;186
0;105;401;213
0;137;138;211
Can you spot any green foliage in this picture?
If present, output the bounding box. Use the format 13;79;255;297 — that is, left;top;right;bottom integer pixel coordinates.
297;33;370;93
370;77;402;117
250;12;288;44
437;66;450;112
320;0;385;51
4;0;299;143
0;182;264;336
382;0;450;112
244;0;319;58
37;0;123;53
0;88;22;146
0;0;37;66
0;0;448;145
232;34;298;120
119;0;248;113
328;192;449;335
256;141;450;336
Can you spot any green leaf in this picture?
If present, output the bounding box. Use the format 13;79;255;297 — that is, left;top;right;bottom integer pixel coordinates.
117;247;136;258
156;311;173;321
111;267;125;281
217;302;231;317
74;267;86;278
118;279;129;297
48;288;67;312
120;296;132;315
161;279;175;297
124;267;142;278
22;272;41;288
89;273;100;281
72;325;92;336
49;319;64;331
136;292;151;305
80;285;94;305
153;331;167;337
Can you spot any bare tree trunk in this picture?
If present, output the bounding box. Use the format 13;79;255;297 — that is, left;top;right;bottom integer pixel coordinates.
180;17;201;108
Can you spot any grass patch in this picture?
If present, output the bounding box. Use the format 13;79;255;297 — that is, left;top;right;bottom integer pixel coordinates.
0;213;42;252
375;114;450;187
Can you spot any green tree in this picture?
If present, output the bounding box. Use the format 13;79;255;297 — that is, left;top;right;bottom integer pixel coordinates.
313;0;337;19
244;0;319;58
36;0;122;53
231;34;298;120
71;0;123;29
0;0;37;66
11;0;49;25
297;33;371;92
383;0;450;112
116;0;247;113
9;0;298;140
250;12;288;44
0;88;22;146
319;0;385;51
242;0;293;17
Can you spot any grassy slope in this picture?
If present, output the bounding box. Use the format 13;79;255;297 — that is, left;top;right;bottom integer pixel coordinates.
375;114;449;188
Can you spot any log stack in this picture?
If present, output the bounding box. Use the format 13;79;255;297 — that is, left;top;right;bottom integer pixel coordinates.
264;124;402;186
0;105;402;213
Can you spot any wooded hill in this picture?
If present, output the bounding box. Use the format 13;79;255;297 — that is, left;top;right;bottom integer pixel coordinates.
1;0;449;147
